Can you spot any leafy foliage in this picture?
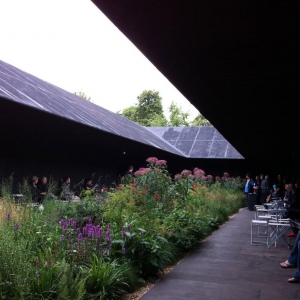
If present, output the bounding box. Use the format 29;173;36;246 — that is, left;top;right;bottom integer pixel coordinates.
0;161;245;299
168;101;190;126
191;113;212;126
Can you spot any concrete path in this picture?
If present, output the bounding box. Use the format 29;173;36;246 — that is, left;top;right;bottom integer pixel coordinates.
141;208;300;300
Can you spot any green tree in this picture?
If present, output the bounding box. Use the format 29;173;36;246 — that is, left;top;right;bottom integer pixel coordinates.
135;90;167;126
74;91;92;102
119;90;167;127
118;106;138;122
168;101;190;126
191;113;212;126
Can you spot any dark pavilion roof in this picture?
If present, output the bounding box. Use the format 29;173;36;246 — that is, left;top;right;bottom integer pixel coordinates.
91;0;300;166
0;60;242;159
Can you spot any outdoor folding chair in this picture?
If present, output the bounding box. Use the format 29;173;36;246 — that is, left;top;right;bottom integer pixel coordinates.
251;219;268;245
267;219;290;249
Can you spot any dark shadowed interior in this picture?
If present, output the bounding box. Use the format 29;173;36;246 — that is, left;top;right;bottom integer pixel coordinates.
92;0;300;178
1;0;300;188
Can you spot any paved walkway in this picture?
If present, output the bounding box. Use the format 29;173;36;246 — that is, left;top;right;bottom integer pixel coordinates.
141;208;300;300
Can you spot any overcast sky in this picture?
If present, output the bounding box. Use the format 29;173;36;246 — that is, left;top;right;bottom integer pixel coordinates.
0;0;200;120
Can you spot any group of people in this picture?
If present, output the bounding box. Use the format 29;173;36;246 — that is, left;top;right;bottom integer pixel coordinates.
245;173;300;283
30;176;54;203
245;173;300;207
30;176;100;203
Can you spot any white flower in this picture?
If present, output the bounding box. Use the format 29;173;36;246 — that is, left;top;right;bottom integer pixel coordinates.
38;205;44;214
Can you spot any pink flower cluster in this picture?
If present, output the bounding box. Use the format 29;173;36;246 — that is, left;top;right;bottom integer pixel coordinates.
224;172;229;177
146;157;158;164
134;168;150;177
155;159;167;166
193;168;205;178
181;169;192;177
207;175;213;180
174;174;182;180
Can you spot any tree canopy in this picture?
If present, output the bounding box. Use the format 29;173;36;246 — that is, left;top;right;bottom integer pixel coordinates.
168;101;190;126
118;90;212;127
191;113;212;126
118;90;167;126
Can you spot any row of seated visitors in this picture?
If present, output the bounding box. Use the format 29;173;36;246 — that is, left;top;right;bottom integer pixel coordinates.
246;173;300;238
30;176;54;203
30;176;99;203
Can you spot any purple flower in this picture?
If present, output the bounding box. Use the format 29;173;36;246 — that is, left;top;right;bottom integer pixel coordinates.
72;221;77;229
140;231;144;236
122;247;126;255
88;218;92;224
108;223;112;229
78;233;82;243
14;222;19;230
77;228;81;234
37;274;40;278
83;227;87;235
7;213;11;221
88;229;94;238
105;230;110;237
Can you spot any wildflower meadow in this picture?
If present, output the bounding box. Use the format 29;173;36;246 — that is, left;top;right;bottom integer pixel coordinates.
0;158;245;299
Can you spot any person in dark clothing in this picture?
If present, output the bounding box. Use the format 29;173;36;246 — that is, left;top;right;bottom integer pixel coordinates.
60;176;75;200
125;166;136;178
83;178;94;190
261;175;270;204
38;176;53;203
253;175;262;205
30;176;39;202
245;173;254;207
80;178;97;198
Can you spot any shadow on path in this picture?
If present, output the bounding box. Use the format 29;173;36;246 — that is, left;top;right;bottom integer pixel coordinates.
141;208;300;300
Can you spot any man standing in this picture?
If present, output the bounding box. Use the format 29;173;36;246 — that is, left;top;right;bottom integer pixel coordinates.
253;175;262;205
245;173;254;207
261;175;270;205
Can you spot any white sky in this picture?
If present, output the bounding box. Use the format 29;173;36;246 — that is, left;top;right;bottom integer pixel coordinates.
0;0;200;120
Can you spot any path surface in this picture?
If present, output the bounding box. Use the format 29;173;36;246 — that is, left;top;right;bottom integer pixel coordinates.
141;208;300;300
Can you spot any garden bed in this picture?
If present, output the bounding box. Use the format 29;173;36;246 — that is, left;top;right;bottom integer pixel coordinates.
0;158;245;299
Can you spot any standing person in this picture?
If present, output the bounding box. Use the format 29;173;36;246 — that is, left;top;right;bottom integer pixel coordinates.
253;175;262;205
261;175;270;204
245;173;254;206
30;176;39;202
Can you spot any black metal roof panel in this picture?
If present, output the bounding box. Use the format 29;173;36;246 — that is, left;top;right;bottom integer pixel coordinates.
0;60;183;156
146;127;243;159
0;60;242;159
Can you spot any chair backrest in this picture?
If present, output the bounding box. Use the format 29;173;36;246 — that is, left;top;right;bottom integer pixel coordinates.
290;219;300;231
